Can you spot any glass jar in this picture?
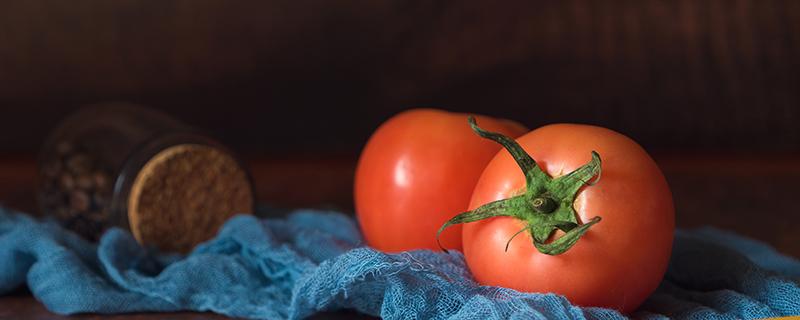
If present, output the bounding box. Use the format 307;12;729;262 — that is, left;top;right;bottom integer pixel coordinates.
38;103;255;252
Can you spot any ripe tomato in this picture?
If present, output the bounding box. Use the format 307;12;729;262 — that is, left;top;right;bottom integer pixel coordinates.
443;120;673;313
355;109;527;252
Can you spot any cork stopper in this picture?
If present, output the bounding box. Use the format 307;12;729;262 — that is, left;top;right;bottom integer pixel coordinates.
127;144;254;252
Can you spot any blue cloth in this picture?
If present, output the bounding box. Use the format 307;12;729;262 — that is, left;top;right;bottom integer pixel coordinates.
1;206;798;320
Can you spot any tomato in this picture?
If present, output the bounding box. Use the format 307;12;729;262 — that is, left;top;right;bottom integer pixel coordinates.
442;120;674;313
355;109;527;252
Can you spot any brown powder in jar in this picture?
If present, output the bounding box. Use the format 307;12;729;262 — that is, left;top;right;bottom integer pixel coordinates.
127;144;254;253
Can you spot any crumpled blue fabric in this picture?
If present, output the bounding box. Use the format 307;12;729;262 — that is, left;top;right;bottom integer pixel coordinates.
1;206;798;319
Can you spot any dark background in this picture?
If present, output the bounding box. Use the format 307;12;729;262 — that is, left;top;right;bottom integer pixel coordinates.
0;0;799;254
1;0;799;156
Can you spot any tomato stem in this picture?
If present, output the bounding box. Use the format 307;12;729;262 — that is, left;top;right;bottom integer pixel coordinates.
531;197;557;213
436;116;603;256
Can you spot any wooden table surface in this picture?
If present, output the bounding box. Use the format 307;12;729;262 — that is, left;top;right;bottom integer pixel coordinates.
1;153;799;319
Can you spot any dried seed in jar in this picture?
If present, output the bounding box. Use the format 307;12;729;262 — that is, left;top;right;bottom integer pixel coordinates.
92;172;108;189
75;174;94;190
69;190;91;212
59;173;75;190
66;154;91;174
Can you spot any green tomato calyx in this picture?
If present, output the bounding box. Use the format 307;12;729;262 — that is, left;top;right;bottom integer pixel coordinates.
436;116;602;256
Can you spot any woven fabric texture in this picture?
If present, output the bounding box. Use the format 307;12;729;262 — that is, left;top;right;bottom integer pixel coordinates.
1;206;798;319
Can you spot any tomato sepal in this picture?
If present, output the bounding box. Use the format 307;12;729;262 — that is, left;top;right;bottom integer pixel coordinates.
437;117;604;256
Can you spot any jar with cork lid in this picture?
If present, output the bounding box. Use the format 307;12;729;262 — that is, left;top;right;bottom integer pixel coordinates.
38;103;255;252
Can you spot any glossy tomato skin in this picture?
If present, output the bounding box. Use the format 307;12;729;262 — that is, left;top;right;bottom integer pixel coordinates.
355;109;527;252
463;124;674;313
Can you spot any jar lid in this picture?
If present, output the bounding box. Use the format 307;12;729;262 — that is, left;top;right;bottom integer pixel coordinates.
127;144;254;252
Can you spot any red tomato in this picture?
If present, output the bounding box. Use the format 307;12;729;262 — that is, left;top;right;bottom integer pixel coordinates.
454;122;673;313
355;109;527;252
